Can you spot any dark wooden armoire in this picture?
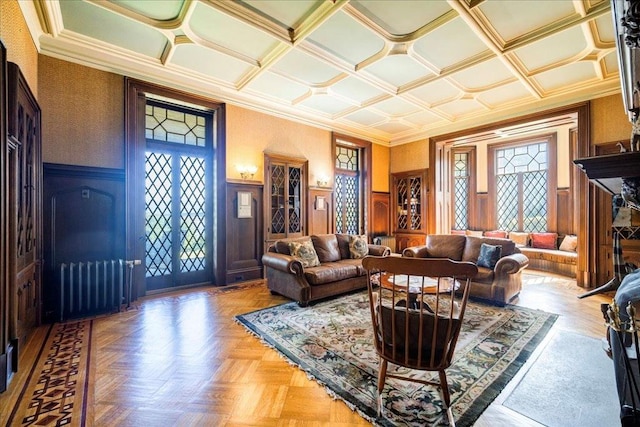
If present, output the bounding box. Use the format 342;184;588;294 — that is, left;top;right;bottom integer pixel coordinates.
0;57;42;392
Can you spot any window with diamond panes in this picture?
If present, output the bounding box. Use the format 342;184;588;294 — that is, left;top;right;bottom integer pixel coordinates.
145;101;206;146
145;152;173;278
179;156;206;273
453;152;469;230
335;145;361;234
495;142;548;232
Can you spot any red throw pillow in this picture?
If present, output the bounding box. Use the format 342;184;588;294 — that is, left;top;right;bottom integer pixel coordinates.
530;232;558;250
484;230;508;238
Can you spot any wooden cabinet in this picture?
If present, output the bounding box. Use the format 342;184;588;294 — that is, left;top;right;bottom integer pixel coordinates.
392;169;428;252
5;62;42;386
264;154;308;246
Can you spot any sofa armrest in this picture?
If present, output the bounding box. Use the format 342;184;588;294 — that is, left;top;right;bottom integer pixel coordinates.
262;252;304;275
494;253;529;276
368;244;391;257
402;245;430;258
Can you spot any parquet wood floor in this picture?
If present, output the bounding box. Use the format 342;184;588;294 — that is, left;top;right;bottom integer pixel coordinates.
1;273;613;426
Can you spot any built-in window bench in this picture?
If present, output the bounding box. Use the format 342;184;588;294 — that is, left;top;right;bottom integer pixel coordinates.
518;247;577;278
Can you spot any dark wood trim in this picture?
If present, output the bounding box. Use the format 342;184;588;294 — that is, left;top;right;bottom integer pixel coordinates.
332;133;372;236
0;39;9;393
371;191;391;238
124;78;226;295
43;163;125;180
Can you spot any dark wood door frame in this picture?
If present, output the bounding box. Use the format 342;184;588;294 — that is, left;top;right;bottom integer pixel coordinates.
124;78;226;298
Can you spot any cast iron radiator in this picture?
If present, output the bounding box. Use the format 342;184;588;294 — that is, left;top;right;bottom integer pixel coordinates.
373;235;396;252
58;259;133;321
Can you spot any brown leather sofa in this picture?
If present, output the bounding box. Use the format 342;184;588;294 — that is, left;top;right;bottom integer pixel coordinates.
262;234;391;306
402;234;529;305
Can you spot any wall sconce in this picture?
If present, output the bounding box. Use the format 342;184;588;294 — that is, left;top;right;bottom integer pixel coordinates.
237;164;258;180
316;175;330;187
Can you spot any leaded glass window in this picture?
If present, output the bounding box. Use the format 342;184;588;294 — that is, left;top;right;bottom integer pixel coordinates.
495;142;548;232
335;144;361;234
145;101;206;146
453;152;469;230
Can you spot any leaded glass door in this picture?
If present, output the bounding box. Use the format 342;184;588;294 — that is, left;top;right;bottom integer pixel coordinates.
335;145;361;234
144;100;213;291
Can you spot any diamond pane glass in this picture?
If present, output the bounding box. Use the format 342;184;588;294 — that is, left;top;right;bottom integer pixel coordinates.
145;103;206;147
496;142;547;175
180;156;206;273
344;175;359;234
496;174;518;231
335;146;358;171
335;175;344;232
289;167;301;233
523;170;547;232
453;152;469;230
270;165;286;234
397;179;408;230
145;152;173;278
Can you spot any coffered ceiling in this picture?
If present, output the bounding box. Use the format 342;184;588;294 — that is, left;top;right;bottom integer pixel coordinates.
21;0;621;145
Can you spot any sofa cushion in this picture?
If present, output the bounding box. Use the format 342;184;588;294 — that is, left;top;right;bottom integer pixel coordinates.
484;230;508;238
465;230;484;237
304;262;359;285
530;232;558;250
275;236;311;255
462;236;515;263
349;234;369;259
508;231;530;247
477;243;502;269
559;234;578;252
337;258;368;276
425;235;467;260
289;240;320;267
311;234;341;262
336;234;352;259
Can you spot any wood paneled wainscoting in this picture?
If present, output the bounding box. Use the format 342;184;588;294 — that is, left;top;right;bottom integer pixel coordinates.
42;164;126;323
225;181;264;284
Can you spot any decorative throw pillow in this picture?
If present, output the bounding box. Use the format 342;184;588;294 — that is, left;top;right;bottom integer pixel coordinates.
559;234;578;252
288;240;320;267
450;229;466;235
465;230;484;237
484;230;508;238
477;243;502;269
530;232;558;250
349;234;369;259
509;231;530;247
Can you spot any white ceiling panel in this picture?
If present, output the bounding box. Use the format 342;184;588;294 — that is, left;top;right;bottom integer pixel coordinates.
106;0;184;21
533;62;600;92
364;55;433;88
306;10;385;66
406;80;461;106
350;0;452;35
344;109;388;126
435;98;486;118
413;17;489;71
513;26;588;72
476;81;536;108
190;2;281;60
245;72;309;103
270;49;344;85
32;0;621;145
448;57;514;91
477;0;577;44
170;44;255;83
60;0;168;59
371;97;421;117
298;94;355;116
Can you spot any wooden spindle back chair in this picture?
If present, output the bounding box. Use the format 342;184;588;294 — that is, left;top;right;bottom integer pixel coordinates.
362;256;478;425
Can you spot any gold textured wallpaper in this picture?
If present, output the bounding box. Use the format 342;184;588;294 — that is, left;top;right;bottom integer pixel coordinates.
0;0;38;96
591;94;632;145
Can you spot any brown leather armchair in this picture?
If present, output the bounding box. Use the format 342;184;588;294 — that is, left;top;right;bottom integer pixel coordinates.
403;234;529;305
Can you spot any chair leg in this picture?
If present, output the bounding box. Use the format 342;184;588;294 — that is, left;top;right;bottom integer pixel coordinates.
439;370;455;426
377;359;388;416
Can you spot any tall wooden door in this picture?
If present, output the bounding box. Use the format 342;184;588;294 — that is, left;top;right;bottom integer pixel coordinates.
7;62;41;356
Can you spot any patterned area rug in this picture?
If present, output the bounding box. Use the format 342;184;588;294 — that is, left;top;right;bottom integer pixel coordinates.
236;291;558;427
4;320;94;427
